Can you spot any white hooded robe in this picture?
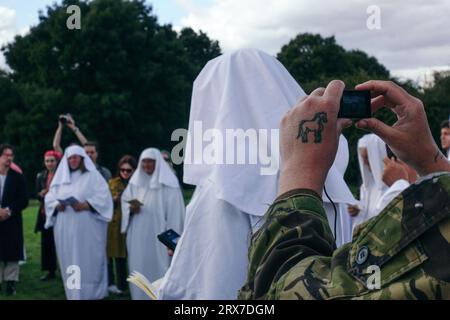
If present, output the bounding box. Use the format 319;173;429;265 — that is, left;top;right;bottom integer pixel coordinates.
121;148;185;300
352;134;388;229
45;146;113;300
158;48;356;300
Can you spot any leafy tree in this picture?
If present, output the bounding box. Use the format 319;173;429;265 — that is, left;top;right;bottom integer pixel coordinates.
1;0;221;189
422;71;450;149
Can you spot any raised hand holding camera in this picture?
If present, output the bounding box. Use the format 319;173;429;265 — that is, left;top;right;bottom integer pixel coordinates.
279;80;352;196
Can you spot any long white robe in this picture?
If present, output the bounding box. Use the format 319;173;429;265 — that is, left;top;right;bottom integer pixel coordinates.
45;168;113;300
158;180;262;300
121;162;185;300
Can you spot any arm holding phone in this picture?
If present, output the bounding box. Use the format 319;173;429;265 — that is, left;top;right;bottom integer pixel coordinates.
53;114;88;153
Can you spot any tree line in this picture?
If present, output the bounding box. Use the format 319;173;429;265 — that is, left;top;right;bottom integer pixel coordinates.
0;0;448;193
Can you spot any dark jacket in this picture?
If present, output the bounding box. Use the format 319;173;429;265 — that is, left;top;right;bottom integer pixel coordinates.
35;170;48;233
0;168;29;262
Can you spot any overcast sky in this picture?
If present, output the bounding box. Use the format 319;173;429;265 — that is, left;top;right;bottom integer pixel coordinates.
1;0;449;84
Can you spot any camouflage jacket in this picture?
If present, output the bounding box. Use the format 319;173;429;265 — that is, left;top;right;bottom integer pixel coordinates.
238;173;450;300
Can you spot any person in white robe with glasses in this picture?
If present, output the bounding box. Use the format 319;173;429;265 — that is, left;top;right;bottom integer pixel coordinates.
121;148;185;300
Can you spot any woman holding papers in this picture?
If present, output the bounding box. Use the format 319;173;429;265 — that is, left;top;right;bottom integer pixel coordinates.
44;145;113;300
121;148;185;300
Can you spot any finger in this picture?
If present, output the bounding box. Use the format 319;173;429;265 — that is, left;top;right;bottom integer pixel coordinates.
323;80;345;101
323;80;345;114
355;118;397;145
310;87;326;97
337;118;353;134
355;80;414;108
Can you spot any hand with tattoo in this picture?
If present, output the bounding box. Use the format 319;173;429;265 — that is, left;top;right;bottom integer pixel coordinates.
278;80;352;196
355;80;450;176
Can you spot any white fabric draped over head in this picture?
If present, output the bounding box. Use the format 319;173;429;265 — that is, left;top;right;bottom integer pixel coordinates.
50;145;97;188
44;145;113;228
324;135;356;204
334;135;350;176
183;48;354;216
358;133;388;191
129;148;179;190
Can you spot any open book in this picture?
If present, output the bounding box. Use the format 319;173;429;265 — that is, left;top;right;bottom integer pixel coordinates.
127;271;163;300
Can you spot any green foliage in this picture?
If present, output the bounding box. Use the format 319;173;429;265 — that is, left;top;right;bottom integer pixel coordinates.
422;72;450;144
0;4;448;193
0;0;221;189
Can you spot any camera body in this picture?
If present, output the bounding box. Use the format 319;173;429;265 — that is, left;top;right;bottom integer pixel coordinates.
338;90;372;119
59;113;71;124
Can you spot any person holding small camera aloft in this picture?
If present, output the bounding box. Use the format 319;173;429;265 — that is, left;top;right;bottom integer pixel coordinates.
53;114;111;181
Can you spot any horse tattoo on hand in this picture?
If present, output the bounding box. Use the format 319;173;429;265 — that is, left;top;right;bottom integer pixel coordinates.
297;112;328;143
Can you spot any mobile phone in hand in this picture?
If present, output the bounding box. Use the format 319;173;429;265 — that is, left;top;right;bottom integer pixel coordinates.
157;229;181;251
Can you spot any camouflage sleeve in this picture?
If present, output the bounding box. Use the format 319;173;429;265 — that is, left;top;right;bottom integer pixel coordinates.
238;188;336;299
240;173;450;300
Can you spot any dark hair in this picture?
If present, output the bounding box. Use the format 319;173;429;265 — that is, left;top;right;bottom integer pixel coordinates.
79;158;87;173
0;144;14;156
441;120;450;129
84;141;98;150
116;155;137;177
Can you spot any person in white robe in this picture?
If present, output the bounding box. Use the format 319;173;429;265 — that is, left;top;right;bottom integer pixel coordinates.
121;148;185;300
158;48;356;300
349;134;388;229
45;145;113;300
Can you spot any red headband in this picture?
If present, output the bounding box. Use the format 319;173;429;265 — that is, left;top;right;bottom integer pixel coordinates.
45;150;63;161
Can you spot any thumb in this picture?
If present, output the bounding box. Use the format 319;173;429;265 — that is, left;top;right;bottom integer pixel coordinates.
356;118;396;143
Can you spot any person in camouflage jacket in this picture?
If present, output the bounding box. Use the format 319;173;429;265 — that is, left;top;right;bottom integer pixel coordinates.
239;80;450;300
